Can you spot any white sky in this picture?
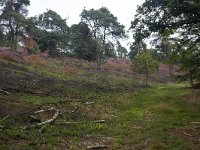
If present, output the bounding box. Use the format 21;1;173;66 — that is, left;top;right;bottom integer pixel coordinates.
28;0;145;49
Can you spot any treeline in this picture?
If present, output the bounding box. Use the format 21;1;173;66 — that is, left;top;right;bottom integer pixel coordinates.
0;0;128;69
0;0;200;86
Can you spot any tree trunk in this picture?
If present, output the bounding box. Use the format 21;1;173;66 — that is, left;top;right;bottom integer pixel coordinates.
96;45;102;70
10;33;17;51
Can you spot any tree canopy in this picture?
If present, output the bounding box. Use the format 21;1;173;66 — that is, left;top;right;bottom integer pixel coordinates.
0;0;30;51
80;7;126;68
35;9;70;56
131;0;200;86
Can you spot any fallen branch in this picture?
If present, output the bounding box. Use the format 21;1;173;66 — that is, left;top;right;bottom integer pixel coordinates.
144;139;150;146
29;115;41;123
55;120;106;125
93;120;105;123
34;107;56;114
37;109;60;126
194;126;200;129
182;131;192;137
39;126;45;133
85;101;95;105
2;115;10;121
18;105;43;116
23;107;60;129
0;89;11;95
191;122;200;124
87;145;107;149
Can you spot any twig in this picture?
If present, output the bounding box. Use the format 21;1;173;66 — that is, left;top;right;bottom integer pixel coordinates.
2;115;10;121
85;101;95;105
193;126;200;129
23;107;60;129
191;122;200;124
182;131;192;137
18;105;43;116
93;120;105;123
37;109;59;126
29;115;41;122
144;139;150;146
56;120;106;125
87;145;107;149
39;126;45;133
34;107;55;114
0;89;11;95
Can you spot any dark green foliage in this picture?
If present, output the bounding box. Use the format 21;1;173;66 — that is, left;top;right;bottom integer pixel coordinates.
175;42;200;87
104;41;116;58
131;0;200;86
80;7;126;68
0;0;30;50
33;10;70;57
69;22;96;61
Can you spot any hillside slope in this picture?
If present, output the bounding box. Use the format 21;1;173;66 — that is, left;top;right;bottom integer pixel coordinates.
0;53;199;150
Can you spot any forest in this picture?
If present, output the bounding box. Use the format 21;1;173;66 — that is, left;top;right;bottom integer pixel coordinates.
0;0;200;149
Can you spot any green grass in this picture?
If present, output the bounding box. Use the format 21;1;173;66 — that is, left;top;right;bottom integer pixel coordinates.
18;93;65;105
0;58;200;149
1;85;200;149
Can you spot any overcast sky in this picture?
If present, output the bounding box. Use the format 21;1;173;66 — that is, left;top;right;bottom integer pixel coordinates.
28;0;145;48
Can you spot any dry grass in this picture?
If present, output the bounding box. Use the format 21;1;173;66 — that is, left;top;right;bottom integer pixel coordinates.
24;54;46;64
104;58;132;73
0;53;20;63
63;65;80;75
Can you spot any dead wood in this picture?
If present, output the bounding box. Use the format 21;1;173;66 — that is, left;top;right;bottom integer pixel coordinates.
55;120;106;125
29;115;41;123
0;89;11;95
39;126;45;133
182;131;192;137
144;139;150;146
191;122;200;124
37;108;59;126
87;145;107;149
22;107;60;130
194;126;200;129
85;101;95;105
34;107;56;114
18;105;43;116
2;115;10;121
